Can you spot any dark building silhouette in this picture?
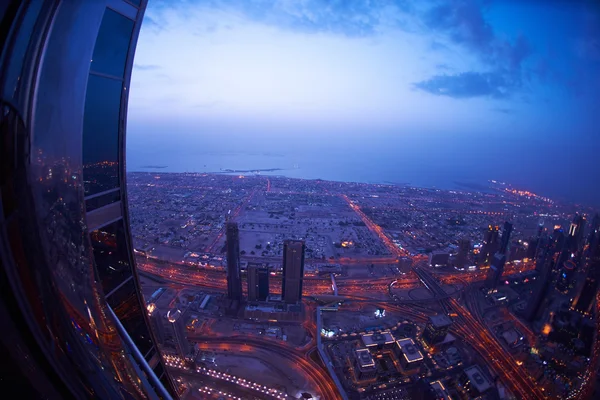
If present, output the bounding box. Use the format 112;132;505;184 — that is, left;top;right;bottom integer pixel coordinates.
226;222;243;302
524;229;564;321
247;264;270;302
0;1;174;398
485;222;513;290
455;239;471;268
422;315;452;346
282;240;306;304
571;231;600;315
479;225;500;266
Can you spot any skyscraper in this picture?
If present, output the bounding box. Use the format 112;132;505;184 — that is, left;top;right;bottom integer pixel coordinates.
148;303;166;345
167;309;191;359
247;264;270;302
0;1;174;398
422;315;452;346
484;222;512;290
455;239;471;269
479;225;500;266
226;222;243;302
571;231;600;315
524;229;563;321
282;240;306;304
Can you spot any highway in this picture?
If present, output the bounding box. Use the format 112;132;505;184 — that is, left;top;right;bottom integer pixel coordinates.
415;267;546;400
191;336;341;400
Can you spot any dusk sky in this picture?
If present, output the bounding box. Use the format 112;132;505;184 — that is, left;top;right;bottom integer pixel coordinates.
127;0;600;207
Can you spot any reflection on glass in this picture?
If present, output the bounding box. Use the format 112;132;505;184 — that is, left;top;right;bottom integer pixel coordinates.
82;74;122;196
86;189;121;211
91;9;134;78
90;219;132;294
107;277;154;357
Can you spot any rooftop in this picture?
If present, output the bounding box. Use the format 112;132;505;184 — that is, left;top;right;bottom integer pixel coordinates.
430;381;450;400
396;338;424;363
463;365;492;393
429;314;452;328
355;348;376;369
362;331;395;347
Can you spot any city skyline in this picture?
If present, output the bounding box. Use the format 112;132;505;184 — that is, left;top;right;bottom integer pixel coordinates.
128;0;600;206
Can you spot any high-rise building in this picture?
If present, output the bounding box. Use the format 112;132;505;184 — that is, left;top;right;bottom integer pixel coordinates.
422;314;452;346
479;225;500;266
247;264;270;302
524;229;564;321
148;303;166;345
0;1;175;397
568;214;586;253
282;240;306;304
226;222;243;302
571;231;600;315
485;222;513;290
455;239;471;269
167;309;191;359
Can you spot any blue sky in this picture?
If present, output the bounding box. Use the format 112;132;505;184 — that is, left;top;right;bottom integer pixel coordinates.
128;0;600;206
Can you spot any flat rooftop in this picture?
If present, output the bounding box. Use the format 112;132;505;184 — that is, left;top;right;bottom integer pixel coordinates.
355;348;376;369
430;381;450;400
464;365;492;393
396;338;424;363
429;314;452;328
362;331;395;347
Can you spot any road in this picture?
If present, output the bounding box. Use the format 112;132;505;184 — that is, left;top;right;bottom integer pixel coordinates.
191;336;341;400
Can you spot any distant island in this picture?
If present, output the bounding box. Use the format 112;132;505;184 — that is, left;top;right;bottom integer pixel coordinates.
140;165;168;169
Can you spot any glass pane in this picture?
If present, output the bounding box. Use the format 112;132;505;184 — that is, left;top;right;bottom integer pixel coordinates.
86;189;120;212
91;8;134;77
82;74;121;196
107;277;154;357
1;0;44;103
90;219;132;294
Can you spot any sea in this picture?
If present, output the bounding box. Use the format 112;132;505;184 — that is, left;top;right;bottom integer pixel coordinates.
126;135;494;192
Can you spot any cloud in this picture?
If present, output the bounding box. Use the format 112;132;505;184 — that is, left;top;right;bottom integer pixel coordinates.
134;64;161;71
414;72;512;98
417;0;533;99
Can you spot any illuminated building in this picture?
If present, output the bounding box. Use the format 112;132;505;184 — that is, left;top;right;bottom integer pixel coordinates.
0;1;174;397
430;380;451;400
353;349;377;380
282;240;305;304
571;231;600;315
524;229;564;321
455;239;471;269
226;222;243;302
484;222;512;290
422;314;452;346
247;264;269;302
556;259;577;293
361;331;395;349
459;365;492;397
479;225;500;265
429;251;450;268
148;304;166;345
167;309;191;359
394;338;424;371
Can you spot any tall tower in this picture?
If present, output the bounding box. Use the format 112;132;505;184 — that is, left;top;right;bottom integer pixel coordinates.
282;240;306;304
479;225;500;266
455;239;471;269
167;309;190;358
524;229;563;321
247;264;270;302
226;222;242;302
484;222;512;290
571;231;600;315
148;303;166;345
